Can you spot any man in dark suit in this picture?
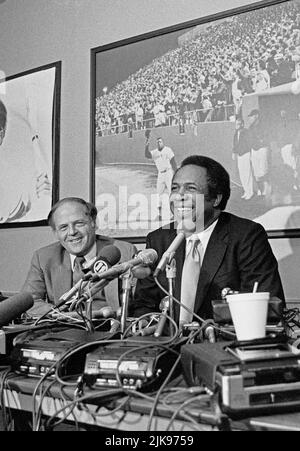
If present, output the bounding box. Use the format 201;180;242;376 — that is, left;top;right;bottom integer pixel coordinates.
232;117;254;200
130;155;285;322
22;197;136;316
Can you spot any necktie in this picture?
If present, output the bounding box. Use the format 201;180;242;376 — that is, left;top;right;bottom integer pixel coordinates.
73;256;86;286
179;237;201;325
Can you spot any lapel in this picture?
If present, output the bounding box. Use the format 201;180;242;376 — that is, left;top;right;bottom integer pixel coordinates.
193;213;229;314
53;235;117;306
53;248;73;303
164;226;186;320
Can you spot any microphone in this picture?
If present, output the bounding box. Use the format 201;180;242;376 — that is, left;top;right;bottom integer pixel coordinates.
154;296;169;338
203;320;216;343
93;306;116;319
0;292;34;327
76;250;157;305
58;245;121;307
153;219;196;278
91;249;158;282
130;250;153;279
51;306;117;320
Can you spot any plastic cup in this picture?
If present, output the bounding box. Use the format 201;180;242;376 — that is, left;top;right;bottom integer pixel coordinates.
226;292;270;341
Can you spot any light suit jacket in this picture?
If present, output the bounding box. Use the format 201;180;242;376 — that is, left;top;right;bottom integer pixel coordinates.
22;235;136;315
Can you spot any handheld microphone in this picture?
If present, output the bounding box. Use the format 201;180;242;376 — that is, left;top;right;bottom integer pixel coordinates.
51;306;117;320
76;250;157;305
91;249;158;282
58;245;121;307
154;296;169;338
138;325;157;336
131;251;153;279
0;292;34;327
203;320;216;343
93;306;116;319
153;219;195;278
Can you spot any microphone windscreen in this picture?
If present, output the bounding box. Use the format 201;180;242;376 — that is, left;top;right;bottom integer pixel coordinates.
131;266;151;279
97;245;121;267
139;249;158;265
0;292;34;327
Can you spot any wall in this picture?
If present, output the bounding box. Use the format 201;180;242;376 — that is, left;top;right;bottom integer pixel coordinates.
0;0;299;303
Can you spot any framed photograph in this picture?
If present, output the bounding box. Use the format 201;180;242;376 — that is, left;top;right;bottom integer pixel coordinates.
91;0;300;241
0;61;61;228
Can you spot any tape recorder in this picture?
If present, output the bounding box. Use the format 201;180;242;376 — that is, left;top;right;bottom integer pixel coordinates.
10;326;112;378
181;336;300;418
83;337;183;391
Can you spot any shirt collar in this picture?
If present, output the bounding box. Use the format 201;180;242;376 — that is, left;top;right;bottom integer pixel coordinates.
70;242;97;271
186;219;219;253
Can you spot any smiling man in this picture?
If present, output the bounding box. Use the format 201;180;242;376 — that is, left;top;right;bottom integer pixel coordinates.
130;155;285;322
22;197;136;316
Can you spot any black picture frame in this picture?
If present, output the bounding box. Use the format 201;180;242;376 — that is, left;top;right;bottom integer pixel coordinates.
91;0;300;242
0;61;61;228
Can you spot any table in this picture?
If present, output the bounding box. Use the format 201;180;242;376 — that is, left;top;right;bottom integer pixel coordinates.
2;372;300;431
1;374;218;431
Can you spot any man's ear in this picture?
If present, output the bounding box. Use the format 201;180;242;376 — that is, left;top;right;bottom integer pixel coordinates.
213;194;223;208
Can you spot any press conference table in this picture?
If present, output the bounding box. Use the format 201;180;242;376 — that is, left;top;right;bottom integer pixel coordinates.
2;372;300;431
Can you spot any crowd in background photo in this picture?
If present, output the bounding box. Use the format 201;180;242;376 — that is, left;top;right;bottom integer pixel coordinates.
95;1;300;137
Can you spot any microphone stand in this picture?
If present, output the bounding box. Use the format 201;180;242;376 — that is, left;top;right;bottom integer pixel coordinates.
78;279;110;333
120;268;133;338
166;258;176;336
85;295;94;333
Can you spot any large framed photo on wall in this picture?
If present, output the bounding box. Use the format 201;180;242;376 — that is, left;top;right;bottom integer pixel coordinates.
0;61;61;228
91;0;300;242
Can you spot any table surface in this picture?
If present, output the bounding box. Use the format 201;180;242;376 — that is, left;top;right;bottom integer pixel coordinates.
2;372;300;431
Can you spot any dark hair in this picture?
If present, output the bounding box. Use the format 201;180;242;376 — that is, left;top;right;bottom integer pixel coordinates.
47;197;98;229
179;155;231;210
0;100;7;131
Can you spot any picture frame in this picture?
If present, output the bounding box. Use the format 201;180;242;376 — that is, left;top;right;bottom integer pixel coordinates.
0;61;61;228
91;0;300;242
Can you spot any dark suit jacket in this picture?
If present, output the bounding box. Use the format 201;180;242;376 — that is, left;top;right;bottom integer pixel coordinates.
130;212;285;320
232;128;251;156
22;235;136;316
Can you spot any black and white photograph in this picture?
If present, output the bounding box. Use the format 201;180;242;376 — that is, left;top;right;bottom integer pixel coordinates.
2;0;300;434
92;0;300;238
0;62;60;227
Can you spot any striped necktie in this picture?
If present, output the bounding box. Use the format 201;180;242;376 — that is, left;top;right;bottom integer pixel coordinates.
73;256;85;286
179;237;201;325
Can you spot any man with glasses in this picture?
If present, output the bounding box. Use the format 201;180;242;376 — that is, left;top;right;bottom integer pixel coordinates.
130;155;284;322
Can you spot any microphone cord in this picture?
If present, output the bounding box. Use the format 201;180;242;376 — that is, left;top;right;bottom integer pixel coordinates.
122;311;179;344
154;276;236;338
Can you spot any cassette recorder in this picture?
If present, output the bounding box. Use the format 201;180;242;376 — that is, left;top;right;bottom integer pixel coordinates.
83;337;182;391
181;337;300;418
10;326;112;378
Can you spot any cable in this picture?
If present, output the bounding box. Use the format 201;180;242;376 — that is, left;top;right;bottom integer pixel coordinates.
122;311;179;344
94;395;129;417
0;368;14;431
44;388;125;430
166;394;206;431
32;364;57;431
34;378;58;431
162;387;209;407
147;353;182;431
154;275;236;338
